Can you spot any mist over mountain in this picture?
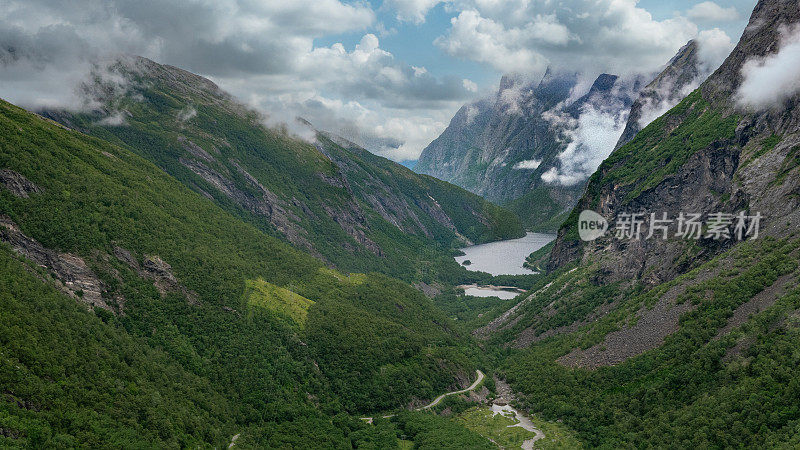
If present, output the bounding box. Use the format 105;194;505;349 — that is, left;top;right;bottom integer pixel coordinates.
415;70;639;204
416;30;733;231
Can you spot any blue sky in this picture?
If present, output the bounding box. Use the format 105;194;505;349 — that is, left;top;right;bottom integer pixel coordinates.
319;0;755;94
1;0;759;163
307;0;756;161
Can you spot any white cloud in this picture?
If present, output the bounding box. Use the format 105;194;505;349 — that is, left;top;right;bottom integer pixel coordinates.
696;28;735;73
98;110;128;126
386;0;447;24
542;104;629;185
176;105;197;123
0;1;479;163
636;82;697;130
435;0;699;77
737;25;800;110
687;2;739;22
464;104;479;124
513;159;541;170
540;78;637;186
636;29;734;130
462;79;478;92
435;10;550;74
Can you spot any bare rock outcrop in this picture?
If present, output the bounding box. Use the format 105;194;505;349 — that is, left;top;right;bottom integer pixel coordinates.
0;216;116;312
0;169;41;198
179;156;318;255
113;246;199;305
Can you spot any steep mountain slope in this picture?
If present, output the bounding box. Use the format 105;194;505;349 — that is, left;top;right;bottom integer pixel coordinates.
614;39;704;150
416;71;639;206
415;71;576;203
418;41;722;232
40;56;522;283
477;0;800;446
0;98;483;446
317;132;522;250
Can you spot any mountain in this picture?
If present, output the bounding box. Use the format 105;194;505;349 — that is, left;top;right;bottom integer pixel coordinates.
477;0;800;446
416;71;640;205
614;39;704;150
414;70;577;204
40;56;522;284
417;40;721;232
0;97;492;446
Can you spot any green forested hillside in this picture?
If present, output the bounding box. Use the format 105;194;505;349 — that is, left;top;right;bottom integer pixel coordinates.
505;186;575;233
0;98;481;446
41;57;522;284
495;236;800;447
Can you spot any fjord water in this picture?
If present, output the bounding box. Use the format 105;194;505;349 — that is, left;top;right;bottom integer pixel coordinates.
461;285;520;299
455;232;555;276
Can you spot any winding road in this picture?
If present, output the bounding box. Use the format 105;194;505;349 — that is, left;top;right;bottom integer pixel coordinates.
360;369;485;423
418;369;485;410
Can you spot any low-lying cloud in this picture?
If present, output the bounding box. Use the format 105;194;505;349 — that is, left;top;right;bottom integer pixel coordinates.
539;78;637;186
737;25;800;110
542;104;630;186
513;159;541;170
637;29;734;130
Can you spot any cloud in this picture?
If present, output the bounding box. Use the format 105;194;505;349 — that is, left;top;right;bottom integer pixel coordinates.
434;10;559;74
385;0;447;24
542;104;629;185
687;2;739;22
636;29;734;130
0;0;478;162
98;110;128;126
737;25;800;110
462;79;478;92
435;0;698;77
243;87;455;162
176;105;197;123
696;28;735;73
0;0;374;106
513;159;541;170
636;82;695;130
464;104;480;124
291;34;475;109
540;78;637;186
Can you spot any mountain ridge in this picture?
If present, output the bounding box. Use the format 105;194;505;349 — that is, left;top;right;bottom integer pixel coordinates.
39;55;523;283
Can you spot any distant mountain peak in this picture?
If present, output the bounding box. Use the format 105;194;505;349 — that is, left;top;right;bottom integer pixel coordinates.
615;39;703;149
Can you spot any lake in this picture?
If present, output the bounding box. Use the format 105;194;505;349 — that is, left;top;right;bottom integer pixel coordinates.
454;232;556;276
460;285;523;299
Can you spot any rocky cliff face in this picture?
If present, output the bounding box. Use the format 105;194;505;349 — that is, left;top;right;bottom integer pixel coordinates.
417;70;644;205
615;40;703;150
549;0;800;285
415;70;582;203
